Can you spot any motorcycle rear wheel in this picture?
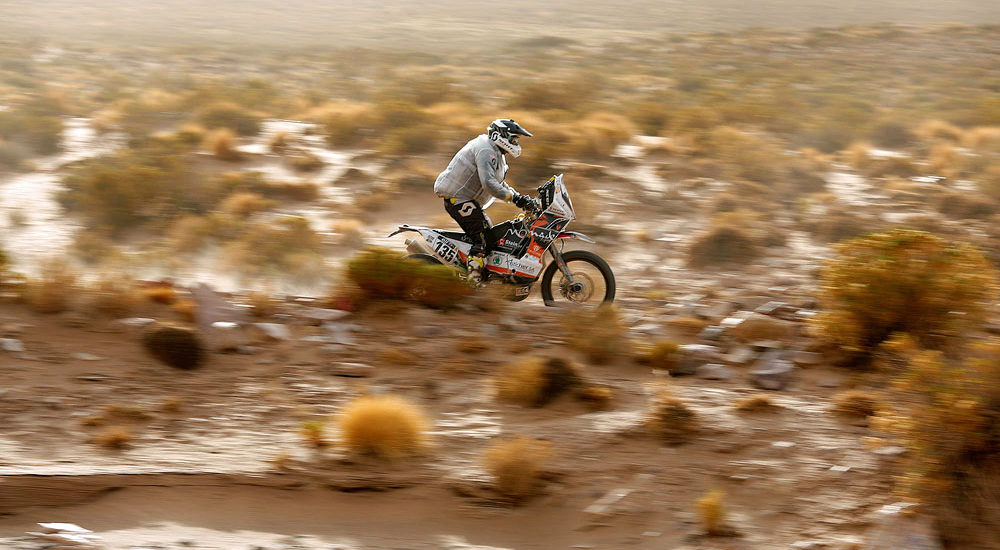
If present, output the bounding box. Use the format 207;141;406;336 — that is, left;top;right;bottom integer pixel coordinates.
540;250;616;305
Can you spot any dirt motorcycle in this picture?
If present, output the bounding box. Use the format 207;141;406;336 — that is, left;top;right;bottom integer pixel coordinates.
388;175;615;306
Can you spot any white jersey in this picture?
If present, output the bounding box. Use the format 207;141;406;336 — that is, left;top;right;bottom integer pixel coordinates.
434;134;517;205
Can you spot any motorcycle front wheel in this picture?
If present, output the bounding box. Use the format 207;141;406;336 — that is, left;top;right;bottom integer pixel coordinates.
540;250;616;305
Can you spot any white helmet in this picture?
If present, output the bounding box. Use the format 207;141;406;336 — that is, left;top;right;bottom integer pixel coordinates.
487;118;533;158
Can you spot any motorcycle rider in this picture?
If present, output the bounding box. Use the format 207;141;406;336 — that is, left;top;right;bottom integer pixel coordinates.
434;118;536;282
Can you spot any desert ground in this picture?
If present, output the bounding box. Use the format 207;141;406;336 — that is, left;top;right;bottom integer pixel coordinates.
1;4;999;549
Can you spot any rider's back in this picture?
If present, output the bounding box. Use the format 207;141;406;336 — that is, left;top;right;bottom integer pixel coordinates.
434;134;508;205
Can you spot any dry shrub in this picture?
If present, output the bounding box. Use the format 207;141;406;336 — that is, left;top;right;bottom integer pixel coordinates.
142;324;206;370
831;389;881;418
93;426;133;449
483;436;553;501
331;218;365;248
564;306;628;364
935;191;997;220
88;275;143;318
575;385;614;411
196;102;261;136
568;112;637;157
144;285;177;305
69;229;121;266
813;229;997;360
221;192;275;218
805;206;881;244
647;391;698;444
704;126;784;184
172;299;198;323
978;165;1000;202
160;397;183;413
634;341;679;371
927;143;963;178
205;128;242;161
495;357;582;407
696;490;728;536
336;395;430;458
300;420;329;448
733;394;783;413
664;316;710;336
23;258;78;314
961;126;1000;150
688;223;762;268
874;342;1000;547
268;130;290;152
915;119;964;143
869;120;914;148
167;215;213;254
247;290;277;318
843;140;874;170
286;149;324;172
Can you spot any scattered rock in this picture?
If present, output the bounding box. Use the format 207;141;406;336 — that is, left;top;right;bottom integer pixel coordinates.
864;503;943;550
790;350;824;366
695;363;734;380
142;324;206;370
723;346;757;365
299;307;351;325
71;352;101;361
118;317;156;329
672;344;722;376
749;352;797;390
207;321;250;351
192;283;249;330
324;362;374;377
697;325;725;341
729;312;798;342
0;338;24;352
584;488;633;517
252;323;292;341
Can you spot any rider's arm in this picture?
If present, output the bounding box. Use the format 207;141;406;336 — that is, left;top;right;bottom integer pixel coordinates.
475;147;518;201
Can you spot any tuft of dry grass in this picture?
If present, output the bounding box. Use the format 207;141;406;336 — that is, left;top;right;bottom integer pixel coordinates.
634;341;679;371
88;275;143;318
300;420;329;448
647;391;698;444
93;426;133;449
160;397;184;413
564;306;628;364
575;385;615;411
495;357;582;407
831;389;881;419
687;223;763;268
23;258;78;314
483;436;553;501
144;285;178;305
696;489;728;536
336;395;430;458
171;299;198;323
733;394;784;413
205;128;242;161
221;192;275;218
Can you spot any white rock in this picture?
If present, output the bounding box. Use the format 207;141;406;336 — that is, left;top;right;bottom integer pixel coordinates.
253;322;291;341
0;338;24;352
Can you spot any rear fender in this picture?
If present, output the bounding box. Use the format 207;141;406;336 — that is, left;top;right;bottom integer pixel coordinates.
387;224;422;238
557;231;596;243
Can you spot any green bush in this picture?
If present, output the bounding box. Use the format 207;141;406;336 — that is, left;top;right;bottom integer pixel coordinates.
346;247;471;309
813;229;997;359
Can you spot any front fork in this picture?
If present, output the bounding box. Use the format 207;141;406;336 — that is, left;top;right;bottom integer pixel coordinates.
549;246;574;281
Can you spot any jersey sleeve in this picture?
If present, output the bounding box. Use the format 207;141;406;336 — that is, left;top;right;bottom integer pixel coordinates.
475;147;517;201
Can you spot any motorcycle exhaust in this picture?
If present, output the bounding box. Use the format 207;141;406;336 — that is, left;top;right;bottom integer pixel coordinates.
405;238;434;257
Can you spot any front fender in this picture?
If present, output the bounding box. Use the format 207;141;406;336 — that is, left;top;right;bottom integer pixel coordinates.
557;231;596;244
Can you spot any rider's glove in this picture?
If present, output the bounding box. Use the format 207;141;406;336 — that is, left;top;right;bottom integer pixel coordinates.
511;192;535;211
